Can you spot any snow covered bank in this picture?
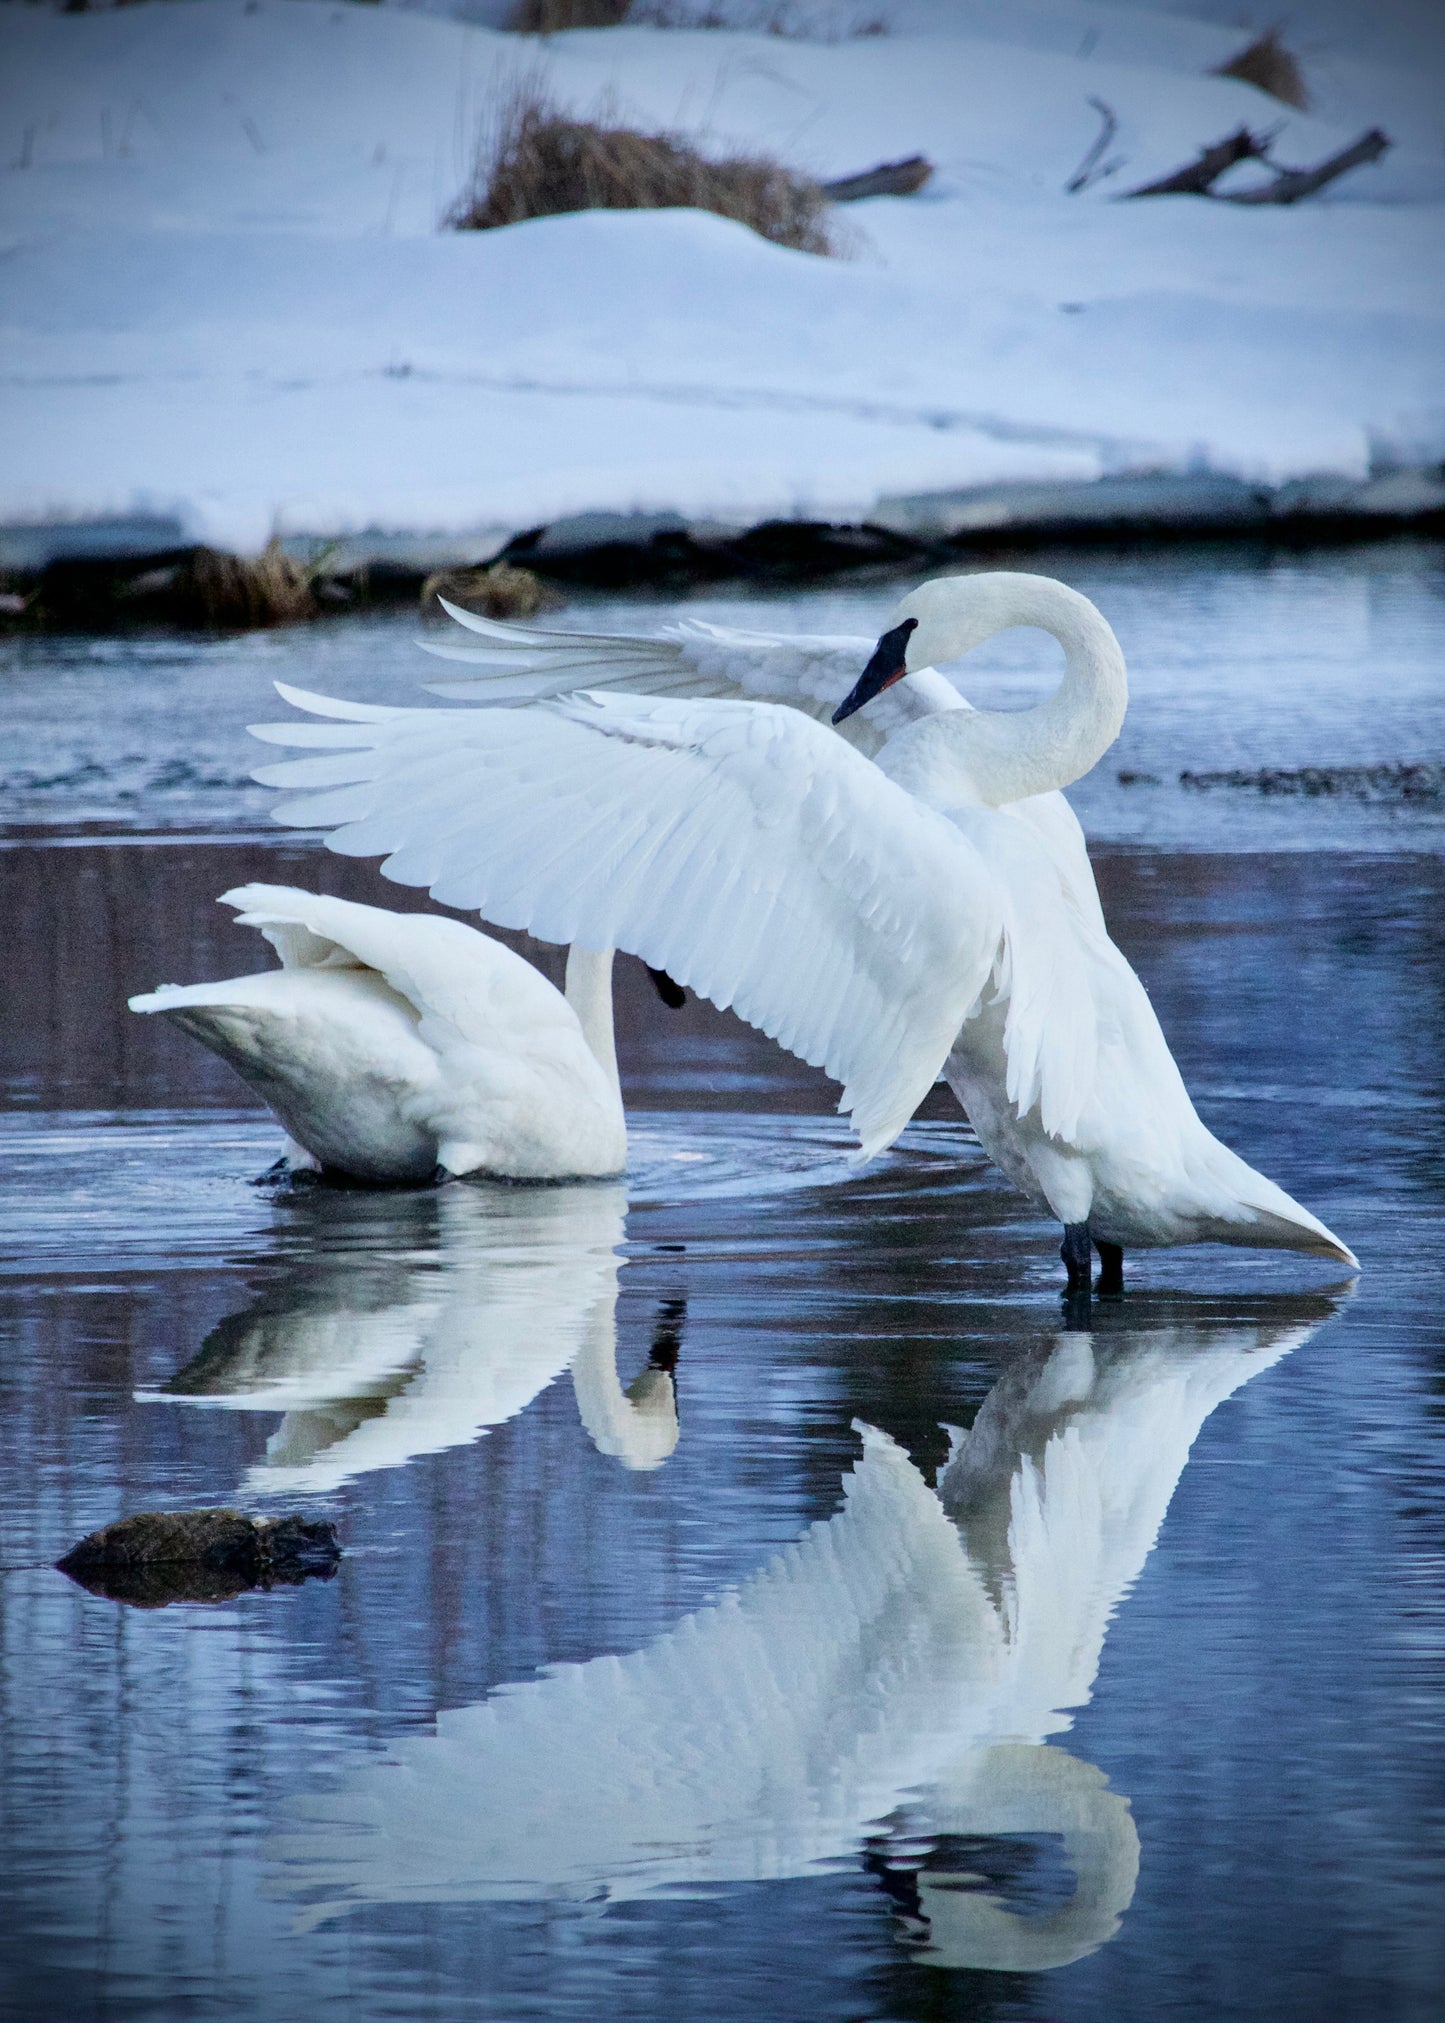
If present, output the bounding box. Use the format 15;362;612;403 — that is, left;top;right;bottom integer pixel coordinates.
1;0;1441;562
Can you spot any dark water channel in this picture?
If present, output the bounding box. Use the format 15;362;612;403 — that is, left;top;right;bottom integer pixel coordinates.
1;547;1443;2021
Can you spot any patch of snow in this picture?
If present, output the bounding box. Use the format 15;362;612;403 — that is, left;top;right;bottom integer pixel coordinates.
0;0;1440;554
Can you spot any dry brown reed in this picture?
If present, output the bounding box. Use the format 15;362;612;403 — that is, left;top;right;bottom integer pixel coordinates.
420;561;561;620
1212;29;1310;110
188;539;317;628
510;0;632;29
448;80;834;255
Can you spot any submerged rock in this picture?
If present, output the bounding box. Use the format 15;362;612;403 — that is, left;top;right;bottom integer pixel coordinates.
56;1508;340;1609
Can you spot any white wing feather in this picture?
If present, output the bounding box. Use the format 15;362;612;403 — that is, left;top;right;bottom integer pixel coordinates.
252;687;1005;1158
420;604;964;759
217;883;582;1055
944;801;1106;1142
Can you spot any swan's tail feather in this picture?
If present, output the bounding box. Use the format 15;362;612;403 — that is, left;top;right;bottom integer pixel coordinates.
129;981;260;1015
217;883;370;972
1230;1205;1358;1269
126;980;303;1083
1200;1146;1358;1268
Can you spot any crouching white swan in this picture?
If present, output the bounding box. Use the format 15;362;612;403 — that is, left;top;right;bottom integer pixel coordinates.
128;884;626;1184
137;1183;679;1488
253;572;1356;1285
272;1290;1343;1962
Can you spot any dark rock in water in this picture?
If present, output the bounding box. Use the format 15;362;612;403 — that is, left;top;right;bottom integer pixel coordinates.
497;513;929;589
1179;762;1445;802
56;1508;341;1609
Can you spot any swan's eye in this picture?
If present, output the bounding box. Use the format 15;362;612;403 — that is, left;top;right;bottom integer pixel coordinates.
832;617;919;724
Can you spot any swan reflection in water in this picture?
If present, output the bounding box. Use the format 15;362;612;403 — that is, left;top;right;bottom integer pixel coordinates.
139;1182;679;1489
273;1288;1346;1971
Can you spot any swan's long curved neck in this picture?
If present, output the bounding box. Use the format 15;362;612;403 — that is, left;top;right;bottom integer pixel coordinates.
564;946;620;1097
907;576;1128;808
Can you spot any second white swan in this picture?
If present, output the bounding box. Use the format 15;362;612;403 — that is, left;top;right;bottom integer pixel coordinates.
129;885;626;1183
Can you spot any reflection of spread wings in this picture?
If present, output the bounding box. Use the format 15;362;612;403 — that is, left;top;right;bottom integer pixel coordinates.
139;1184;677;1488
276;1294;1343;1968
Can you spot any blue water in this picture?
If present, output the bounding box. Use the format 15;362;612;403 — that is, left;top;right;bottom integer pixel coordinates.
0;547;1442;2021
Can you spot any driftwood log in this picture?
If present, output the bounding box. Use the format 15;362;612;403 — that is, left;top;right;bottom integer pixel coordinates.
1224;128;1390;205
1124;127;1269;198
1126;124;1390;205
822;155;933;203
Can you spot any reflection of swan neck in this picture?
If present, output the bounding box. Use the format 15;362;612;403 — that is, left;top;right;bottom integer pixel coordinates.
564;945;619;1096
569;1313;678;1472
913;1744;1139;1972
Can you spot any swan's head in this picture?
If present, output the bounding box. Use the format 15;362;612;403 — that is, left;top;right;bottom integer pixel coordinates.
832;572;1106;725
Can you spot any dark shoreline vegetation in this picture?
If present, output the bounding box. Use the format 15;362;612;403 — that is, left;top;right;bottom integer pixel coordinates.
1120;761;1445;802
3;500;1443;633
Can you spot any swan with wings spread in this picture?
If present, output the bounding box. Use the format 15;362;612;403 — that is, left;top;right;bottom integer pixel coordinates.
253;572;1355;1287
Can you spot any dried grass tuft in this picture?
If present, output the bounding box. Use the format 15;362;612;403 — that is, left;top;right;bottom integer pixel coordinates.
509;0;632;28
632;0;889;31
448;79;834;255
420;561;562;620
189;539;317;628
1212;29;1309;111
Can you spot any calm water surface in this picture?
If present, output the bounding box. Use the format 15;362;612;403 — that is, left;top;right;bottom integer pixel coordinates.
1;547;1442;2021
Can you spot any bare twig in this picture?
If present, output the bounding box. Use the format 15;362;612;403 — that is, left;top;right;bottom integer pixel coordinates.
1223;127;1390;205
1124;125;1268;198
822;155;933;202
1065;97;1119;194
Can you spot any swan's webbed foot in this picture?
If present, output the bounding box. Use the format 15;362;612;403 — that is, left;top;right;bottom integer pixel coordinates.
1060;1221;1093;1293
252;1158;324;1191
1095;1240;1124;1297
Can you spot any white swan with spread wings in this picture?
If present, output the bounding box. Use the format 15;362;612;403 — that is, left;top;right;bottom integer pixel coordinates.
253;574;1355;1284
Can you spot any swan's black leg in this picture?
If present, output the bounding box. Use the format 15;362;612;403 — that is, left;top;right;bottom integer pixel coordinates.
1061;1286;1094;1330
1096;1240;1124;1297
1060;1221;1093;1293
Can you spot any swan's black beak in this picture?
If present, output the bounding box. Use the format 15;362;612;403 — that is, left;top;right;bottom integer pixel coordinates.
832;617;919;724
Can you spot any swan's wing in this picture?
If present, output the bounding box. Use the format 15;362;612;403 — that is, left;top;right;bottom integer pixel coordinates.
949;803;1109;1142
219;884;579;1050
420;605;960;759
252;688;1005;1158
1006;792;1108;938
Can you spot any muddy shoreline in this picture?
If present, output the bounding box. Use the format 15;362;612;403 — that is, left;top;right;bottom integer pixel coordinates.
5;467;1443;629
